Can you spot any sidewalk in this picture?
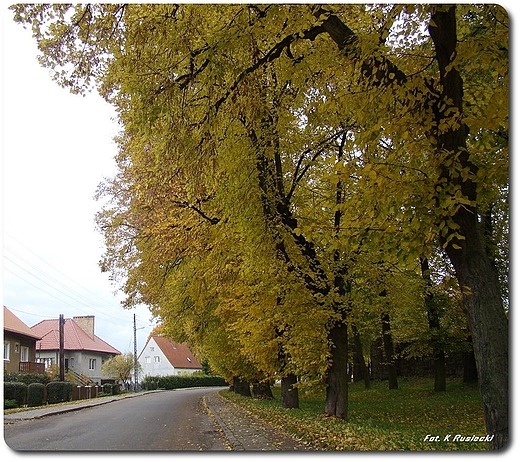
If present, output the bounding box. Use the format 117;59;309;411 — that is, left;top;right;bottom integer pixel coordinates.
3;391;148;422
4;389;315;451
203;392;314;451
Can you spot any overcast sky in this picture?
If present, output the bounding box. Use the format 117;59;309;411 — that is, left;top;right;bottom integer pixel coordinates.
2;6;156;357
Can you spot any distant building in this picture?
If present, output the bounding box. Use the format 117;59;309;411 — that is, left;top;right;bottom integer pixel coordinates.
138;335;202;377
30;315;120;384
4;306;43;374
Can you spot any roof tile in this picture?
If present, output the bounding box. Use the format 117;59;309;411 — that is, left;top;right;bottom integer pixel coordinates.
4;306;41;340
30;317;120;355
149;336;202;369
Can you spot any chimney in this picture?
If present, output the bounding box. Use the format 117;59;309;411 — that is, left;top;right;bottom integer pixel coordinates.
73;315;95;340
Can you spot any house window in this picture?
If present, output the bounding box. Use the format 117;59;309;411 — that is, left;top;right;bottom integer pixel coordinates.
70;357;75;368
38;357;52;369
145;356;151;363
4;342;10;361
14;343;20;354
187;357;192;362
150;347;154;352
154;356;160;363
89;358;96;370
21;346;29;362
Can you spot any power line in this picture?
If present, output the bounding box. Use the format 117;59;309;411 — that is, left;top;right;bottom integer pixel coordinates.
3;254;123;325
4;268;127;328
4;232;123;309
4;267;79;309
3;233;156;330
3;258;149;329
5;254;104;311
4;244;116;311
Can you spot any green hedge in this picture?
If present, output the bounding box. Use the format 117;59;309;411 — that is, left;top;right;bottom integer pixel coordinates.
4;382;27;407
4;399;18;409
141;374;227;390
46;381;73;404
102;383;120;395
27;383;46;407
4;371;51;385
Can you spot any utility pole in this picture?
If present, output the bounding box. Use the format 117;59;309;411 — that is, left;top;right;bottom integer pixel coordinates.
134;313;138;392
59;314;65;381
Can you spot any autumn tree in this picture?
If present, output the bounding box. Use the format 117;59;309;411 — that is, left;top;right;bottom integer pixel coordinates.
102;353;140;389
12;4;508;447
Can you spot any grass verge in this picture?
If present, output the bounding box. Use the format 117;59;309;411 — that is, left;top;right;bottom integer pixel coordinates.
221;378;488;451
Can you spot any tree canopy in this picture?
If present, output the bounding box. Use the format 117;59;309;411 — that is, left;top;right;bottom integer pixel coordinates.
12;4;508;448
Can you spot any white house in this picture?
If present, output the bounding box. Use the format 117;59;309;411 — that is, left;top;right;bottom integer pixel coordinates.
138;335;202;377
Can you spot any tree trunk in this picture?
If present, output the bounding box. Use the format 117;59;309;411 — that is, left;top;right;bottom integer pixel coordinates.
252;381;274;400
463;346;478;383
325;323;348;418
379;286;398;390
381;312;398;390
323;138;350;419
421;257;446;392
370;339;385;381
232;377;251;397
352;323;371;389
428;6;509;449
281;374;299;409
445;229;508;448
433;352;446;393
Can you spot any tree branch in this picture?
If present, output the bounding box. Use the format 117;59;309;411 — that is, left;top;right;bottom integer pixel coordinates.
312;6;408;86
172;200;220;225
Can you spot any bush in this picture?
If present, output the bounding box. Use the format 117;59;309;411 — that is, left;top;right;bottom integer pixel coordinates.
141;377;159;390
4;399;18;409
101;383;112;395
4;382;27;407
4;372;50;385
27;383;46;407
141;374;227;390
102;383;120;395
46;381;72;404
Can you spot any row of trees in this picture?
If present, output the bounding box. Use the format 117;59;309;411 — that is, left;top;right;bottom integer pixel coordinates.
12;4;508;448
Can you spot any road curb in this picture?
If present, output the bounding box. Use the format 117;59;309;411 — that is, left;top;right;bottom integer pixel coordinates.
203;391;313;451
203;394;242;450
3;390;165;422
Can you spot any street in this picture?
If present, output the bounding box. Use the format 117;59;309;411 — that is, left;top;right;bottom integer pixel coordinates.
4;387;228;451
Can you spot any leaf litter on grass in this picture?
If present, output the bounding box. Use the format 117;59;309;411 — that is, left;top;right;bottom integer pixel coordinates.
221;379;488;451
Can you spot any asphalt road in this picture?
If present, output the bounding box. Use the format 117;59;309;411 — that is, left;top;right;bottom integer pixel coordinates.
4;387;228;451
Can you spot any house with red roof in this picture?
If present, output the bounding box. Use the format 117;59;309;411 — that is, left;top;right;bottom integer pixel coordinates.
4;306;43;374
30;315;120;384
138;335;202;378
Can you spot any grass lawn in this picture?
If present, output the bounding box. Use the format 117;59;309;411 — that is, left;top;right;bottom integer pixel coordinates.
221;378;489;451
